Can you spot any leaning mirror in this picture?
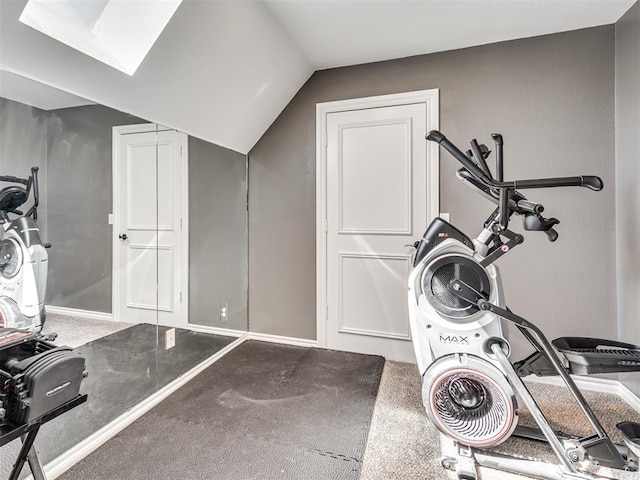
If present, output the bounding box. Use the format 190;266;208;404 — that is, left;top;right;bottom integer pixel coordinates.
0;69;248;477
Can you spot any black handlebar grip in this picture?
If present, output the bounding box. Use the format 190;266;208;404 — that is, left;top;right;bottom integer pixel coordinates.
491;133;503;145
0;175;27;185
581;176;603;191
515;199;544;214
32;166;40;207
426;130;489;182
545;228;558;242
425;130;446;143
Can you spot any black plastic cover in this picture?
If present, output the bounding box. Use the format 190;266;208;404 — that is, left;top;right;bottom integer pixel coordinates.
553;337;640;375
0;186;27;214
0;334;86;425
8;217;42;248
413;218;474;267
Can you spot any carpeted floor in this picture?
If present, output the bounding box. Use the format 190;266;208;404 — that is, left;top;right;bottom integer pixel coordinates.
42;314;133;347
57;340;385;480
361;361;640;480
360;361;444;480
4;340;637;480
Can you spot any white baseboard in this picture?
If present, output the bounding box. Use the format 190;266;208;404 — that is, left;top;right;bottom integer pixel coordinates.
37;333;248;480
188;323;246;338
247;331;318;348
46;305;114;322
618;382;640;412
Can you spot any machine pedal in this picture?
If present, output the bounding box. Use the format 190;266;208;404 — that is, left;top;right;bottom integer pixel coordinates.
552;337;640;375
617;421;640;470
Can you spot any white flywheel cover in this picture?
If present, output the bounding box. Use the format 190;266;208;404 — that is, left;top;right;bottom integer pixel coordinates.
423;353;517;448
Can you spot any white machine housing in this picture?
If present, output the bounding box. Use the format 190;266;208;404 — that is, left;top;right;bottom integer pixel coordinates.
408;236;509;376
0;216;48;331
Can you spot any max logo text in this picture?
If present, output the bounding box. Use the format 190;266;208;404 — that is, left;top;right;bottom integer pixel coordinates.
439;334;470;345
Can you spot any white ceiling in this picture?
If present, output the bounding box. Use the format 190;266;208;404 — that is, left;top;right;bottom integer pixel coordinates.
1;0;636;153
264;0;636;70
0;69;95;110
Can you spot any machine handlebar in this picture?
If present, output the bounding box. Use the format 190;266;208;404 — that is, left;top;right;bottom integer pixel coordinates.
0;167;40;221
427;130;488;182
426;130;602;242
0;175;29;186
513;176;603;191
426;130;603;192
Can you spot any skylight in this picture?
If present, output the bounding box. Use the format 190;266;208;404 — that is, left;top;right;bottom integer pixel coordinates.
19;0;183;76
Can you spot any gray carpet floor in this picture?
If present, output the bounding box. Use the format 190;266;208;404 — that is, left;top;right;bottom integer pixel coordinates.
57;341;385;480
361;361;640;480
42;314;133;347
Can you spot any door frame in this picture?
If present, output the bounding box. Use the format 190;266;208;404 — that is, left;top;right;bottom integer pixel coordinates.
112;123;189;325
315;89;440;349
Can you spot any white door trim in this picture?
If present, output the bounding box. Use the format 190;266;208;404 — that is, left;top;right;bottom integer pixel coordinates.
112;124;189;325
316;89;440;349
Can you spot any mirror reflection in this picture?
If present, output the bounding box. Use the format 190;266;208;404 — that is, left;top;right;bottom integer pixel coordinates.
0;69;248;476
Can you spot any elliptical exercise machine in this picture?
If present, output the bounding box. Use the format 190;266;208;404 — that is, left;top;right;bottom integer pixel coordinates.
0;167;48;332
0;168;89;480
408;130;640;480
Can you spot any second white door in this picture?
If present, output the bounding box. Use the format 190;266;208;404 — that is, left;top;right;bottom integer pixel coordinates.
321;92;439;362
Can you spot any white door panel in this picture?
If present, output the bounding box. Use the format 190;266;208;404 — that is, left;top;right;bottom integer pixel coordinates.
339;119;412;234
339;253;411;339
320;92;439;362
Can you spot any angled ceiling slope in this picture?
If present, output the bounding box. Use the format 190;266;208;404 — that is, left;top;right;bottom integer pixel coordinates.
1;0;637;154
1;0;313;154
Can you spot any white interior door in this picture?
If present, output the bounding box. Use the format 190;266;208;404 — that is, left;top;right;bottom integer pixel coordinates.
319;91;439;362
113;125;188;329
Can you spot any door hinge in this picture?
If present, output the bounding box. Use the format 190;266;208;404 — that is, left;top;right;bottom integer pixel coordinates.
325;132;328;147
180;291;183;303
323;218;328;233
325;305;329;320
180;218;183;230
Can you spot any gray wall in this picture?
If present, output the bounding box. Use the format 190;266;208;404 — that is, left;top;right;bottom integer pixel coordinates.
0;98;48;239
616;2;640;396
248;26;617;355
46;105;144;311
189;137;248;331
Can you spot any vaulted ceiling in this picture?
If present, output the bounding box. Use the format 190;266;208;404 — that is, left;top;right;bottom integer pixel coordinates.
0;0;635;154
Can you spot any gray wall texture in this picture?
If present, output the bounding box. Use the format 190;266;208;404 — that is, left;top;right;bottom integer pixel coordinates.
616;1;640;396
0;98;48;240
248;26;618;359
46;105;144;312
189;137;248;331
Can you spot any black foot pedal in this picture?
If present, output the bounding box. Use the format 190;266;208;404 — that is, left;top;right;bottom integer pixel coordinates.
552;337;640;374
618;421;640;468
